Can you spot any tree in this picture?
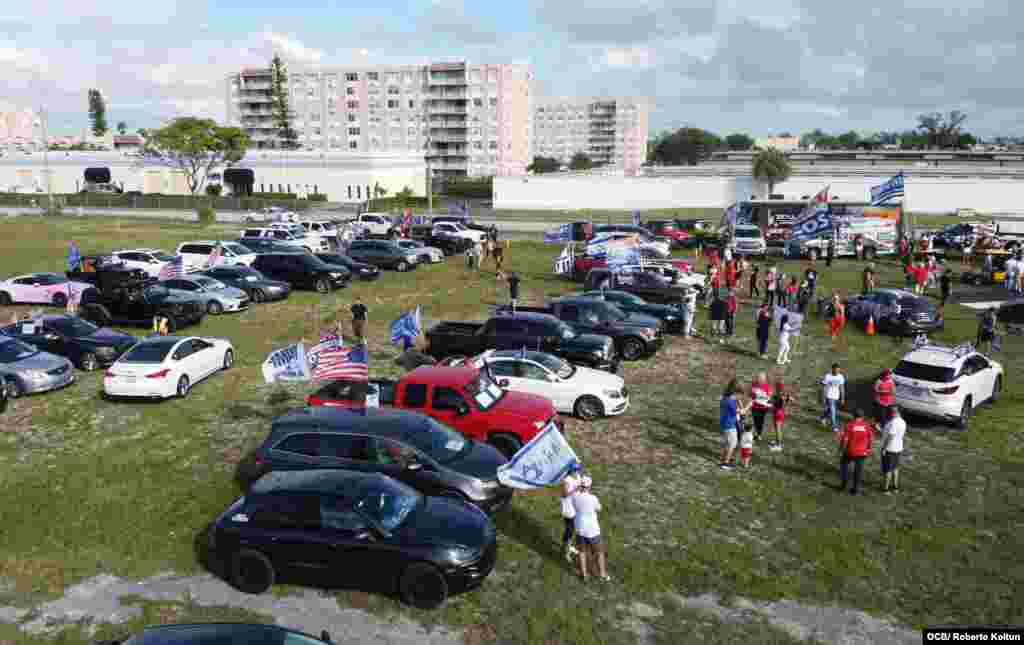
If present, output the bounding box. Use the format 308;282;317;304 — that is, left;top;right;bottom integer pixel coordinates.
800;129;826;148
751;148;792;196
650;128;722;165
724;133;755;151
837;130;860;149
527;156;560;174
270;55;298;150
899;130;928;150
142;117;250;195
116;121;127;136
394;185;416;208
957;132;978;149
916;110;968;148
87;89;108;137
568;152;594;171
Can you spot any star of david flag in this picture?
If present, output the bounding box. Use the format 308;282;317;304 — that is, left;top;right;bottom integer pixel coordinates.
497;421;579;490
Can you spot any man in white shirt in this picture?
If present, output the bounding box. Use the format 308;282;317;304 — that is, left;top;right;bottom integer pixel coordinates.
1005;256;1018;293
880;407;907;494
571;476;610;582
820;363;846;432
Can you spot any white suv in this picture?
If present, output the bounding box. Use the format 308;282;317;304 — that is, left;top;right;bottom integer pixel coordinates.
269;223;333;252
111;249;177;278
239;227;329;253
892;342;1003;428
175;241;257;272
731;225;767;257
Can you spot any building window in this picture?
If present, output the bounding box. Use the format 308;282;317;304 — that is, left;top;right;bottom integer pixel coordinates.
350;141;359;150
367;72;379;81
402;71;413;83
368;86;380;95
347;101;359;109
345;73;359;82
488;141;498;149
387;86;400;95
356;185;361;198
348;185;352;198
407;127;416;136
348;127;360;136
473;98;483;107
369;101;380;110
387;100;399;109
473;141;483;149
346;87;355;96
347;114;357;122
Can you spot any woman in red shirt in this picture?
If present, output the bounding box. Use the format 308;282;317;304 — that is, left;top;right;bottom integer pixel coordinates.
914;262;929;295
874;369;895;423
725;260;737;291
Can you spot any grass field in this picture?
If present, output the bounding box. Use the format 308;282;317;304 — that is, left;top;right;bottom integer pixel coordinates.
0;215;1022;644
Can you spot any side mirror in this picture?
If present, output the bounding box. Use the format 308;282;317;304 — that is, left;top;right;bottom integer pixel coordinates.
498;379;510;387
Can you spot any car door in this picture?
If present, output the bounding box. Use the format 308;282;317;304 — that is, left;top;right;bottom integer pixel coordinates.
13;277;43;303
486;318;526;351
370;437;447;495
318;434;375;472
429;386;473;436
162;279;195;300
486;358;522;390
187;338;221;380
243;493;329;573
317;494;386;584
520;359;573;410
170;339;198;382
270;432;324;469
965;356;994;402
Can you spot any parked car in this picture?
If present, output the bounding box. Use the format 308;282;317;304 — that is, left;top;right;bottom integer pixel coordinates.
997;301;1024;335
97;623;337;645
446;350;628;420
304;365;558;458
347;240;420;272
79;279;205;332
232;238;301;254
200;265;292;303
0;335;75;398
314;253;380;281
962;249;1011;285
160;275;251;315
240;227;329;253
730;224;768;257
243;206;298;224
249;406;513;513
408;224;473;256
250;253;351;293
584;267;701;305
103;335;234;399
395;239;445;264
0;272;95;307
642;220;689;247
590;229;671;258
110;248;177;278
892;342;1002;428
570;254;695;283
497;296;663;361
175;240;257;272
845;289;944;336
577;289;686;333
209;468;496;607
301;219;341;249
0;314;135;371
425;312;618;373
432;221;487;244
932;223;976;250
352;212;399;238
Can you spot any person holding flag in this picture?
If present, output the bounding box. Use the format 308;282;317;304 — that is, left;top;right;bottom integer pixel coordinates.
390;306;422;352
67;241;82;272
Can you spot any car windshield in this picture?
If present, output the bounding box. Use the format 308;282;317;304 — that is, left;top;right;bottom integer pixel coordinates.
224;243;250;255
535;353;574;379
120;341;174;363
0;339;38;362
735;228;760;238
48;317;99;338
894;360;956;383
195;277;226;290
353;477;421;531
464;372;506;410
557;322;576;340
406;417;470;462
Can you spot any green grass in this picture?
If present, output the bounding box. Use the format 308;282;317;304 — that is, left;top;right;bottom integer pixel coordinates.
0;214;1022;643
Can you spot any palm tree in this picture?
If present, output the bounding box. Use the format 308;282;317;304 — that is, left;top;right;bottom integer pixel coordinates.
751;148;792;196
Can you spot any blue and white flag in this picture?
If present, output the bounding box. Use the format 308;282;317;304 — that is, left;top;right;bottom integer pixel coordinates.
871;173;904;206
497;421;580;489
262;343;312;383
390;306;422;347
789;204;834;241
632;210;641;227
554;245;573;275
543;223;573;244
606;243;640;269
722;203;738;230
67;241;81;271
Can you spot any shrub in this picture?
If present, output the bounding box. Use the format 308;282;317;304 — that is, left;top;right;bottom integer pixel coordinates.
205;184;223;196
196;205;216;227
307;193;328;202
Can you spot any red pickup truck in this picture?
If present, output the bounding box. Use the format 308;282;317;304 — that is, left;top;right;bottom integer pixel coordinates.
306;366;559;458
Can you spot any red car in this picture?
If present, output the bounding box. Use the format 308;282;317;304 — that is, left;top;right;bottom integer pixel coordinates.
306;366;559;458
643;220;689;246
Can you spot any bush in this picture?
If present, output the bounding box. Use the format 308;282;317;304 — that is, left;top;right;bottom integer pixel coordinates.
250;192;298;200
196;205;216;227
443;177;492;199
307;193;328;202
205;184;222;196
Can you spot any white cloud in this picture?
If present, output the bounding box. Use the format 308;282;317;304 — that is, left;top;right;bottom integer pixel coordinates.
604;46;657;68
262;31;324;64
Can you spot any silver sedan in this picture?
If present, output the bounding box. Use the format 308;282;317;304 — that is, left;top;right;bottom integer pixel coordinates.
160;276;250;315
396;239;445;264
0;336;75;397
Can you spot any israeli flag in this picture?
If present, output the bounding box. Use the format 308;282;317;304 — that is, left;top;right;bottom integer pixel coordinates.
543;223;573;244
390;306;423;346
497;422;580;489
871;173;905;206
261;343;312;383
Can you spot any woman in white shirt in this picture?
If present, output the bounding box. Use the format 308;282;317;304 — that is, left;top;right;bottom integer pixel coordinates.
572;475;610;582
560;463;583;563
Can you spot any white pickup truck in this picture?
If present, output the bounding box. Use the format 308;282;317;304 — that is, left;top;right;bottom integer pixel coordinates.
352;212;398;238
432;221;487;244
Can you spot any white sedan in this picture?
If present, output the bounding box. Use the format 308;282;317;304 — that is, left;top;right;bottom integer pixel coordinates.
103;335;234;399
449;349;628;420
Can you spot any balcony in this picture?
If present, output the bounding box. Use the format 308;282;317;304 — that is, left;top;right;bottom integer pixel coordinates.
241;82;272;90
427;87;469;99
428;134;468;144
427;104;468;116
429;74;467;86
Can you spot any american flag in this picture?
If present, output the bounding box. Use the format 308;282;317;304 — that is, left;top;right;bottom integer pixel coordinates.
207;243;222;268
158;255;184;280
311;332;369;381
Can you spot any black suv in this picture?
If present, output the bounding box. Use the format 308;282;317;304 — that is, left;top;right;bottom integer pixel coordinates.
210;468;497;608
347;240;419;271
408;225;472;256
78;274;205;332
246;406;513;514
315;252;381;281
845;289;944;336
0;314;136;371
235;238;303;254
251;253;351;293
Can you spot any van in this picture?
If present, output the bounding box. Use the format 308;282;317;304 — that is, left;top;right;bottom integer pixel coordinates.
175;241;257;272
731;225;767;257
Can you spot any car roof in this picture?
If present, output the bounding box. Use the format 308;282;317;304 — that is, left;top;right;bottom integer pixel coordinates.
407;365;477;385
487;349;556;363
901;343;976;367
250;468;383;497
132;622;325;644
271;406;434;440
495;310;560;324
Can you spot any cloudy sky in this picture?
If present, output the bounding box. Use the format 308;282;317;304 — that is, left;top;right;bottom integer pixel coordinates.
2;0;1020;138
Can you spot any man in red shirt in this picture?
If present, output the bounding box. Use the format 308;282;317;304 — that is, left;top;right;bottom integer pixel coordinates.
838;408;874;495
725;260;737;291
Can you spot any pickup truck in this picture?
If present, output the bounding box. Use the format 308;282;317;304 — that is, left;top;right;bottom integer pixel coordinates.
584;267;703;304
495;296;663;361
570;253;693;282
425;312;618;373
305;365;559;458
76;269;206;332
408;224;473;256
432;221;487;244
353;212;399;238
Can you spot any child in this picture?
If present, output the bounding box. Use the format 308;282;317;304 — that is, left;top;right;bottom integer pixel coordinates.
737;407;754;468
770;382;793;451
559;462;583;563
572;475;610;582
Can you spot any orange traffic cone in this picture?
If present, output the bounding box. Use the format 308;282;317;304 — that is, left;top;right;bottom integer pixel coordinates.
866;315;876;336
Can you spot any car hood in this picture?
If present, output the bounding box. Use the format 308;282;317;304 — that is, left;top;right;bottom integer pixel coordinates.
563;333;613;353
445;441;507;479
79;328;137;348
398;497;493;549
566;365;625;390
4;350;69;371
490;389;556;422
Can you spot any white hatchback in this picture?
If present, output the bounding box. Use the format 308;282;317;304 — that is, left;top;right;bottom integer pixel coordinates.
449;349;628;420
892;342;1003;428
103;335;234;399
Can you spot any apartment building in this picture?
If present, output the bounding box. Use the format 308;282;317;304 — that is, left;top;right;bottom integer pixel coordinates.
225;62;533;179
532;97;650;175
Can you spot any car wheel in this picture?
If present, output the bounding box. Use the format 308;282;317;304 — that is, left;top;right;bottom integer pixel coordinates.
222;349;234;370
251;289;265;304
315;278;330;294
620;337;644;361
231;549;276;594
51;292;68;307
957;396;972;429
991;376;1002;403
574;395;605;421
79;352;99;372
176;375;190;398
396;261;409;272
0;292;11;306
399;562;449;610
4;376;23;399
808;249;819;261
207;300;223;315
489;433;523;459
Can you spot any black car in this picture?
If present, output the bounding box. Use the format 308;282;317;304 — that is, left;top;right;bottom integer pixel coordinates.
584;268;692;305
96;623;337;645
247;406;513;514
0;315;135;371
347;240;419;272
250;253;350;293
236;238;306;254
200;265;292;303
210;468;497;608
579;290;685;333
845;289;944;336
315;253;380;281
997;301;1024;335
932;223;976;249
79;279;205;332
407;225;472;256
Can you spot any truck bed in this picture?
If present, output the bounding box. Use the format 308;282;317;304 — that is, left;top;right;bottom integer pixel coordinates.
428;321;484;336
